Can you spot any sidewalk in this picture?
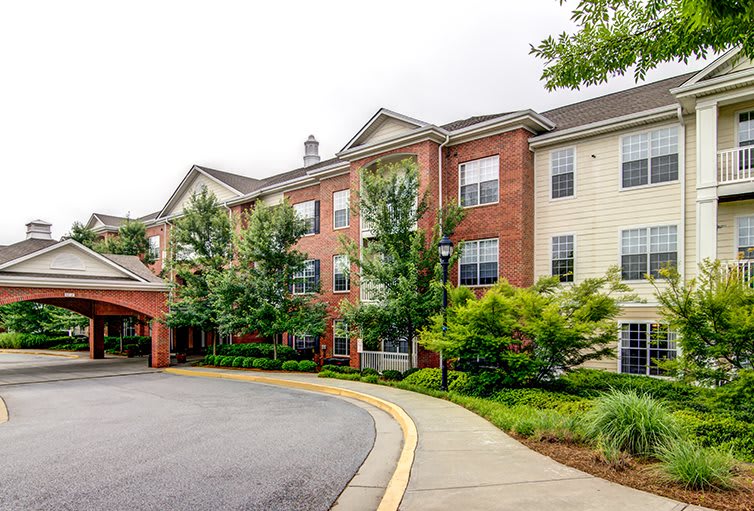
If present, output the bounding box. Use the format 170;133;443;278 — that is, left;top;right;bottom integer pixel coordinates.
169;367;710;511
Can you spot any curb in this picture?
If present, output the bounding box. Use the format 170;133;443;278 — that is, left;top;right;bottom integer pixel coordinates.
165;368;417;511
0;350;80;359
0;396;7;424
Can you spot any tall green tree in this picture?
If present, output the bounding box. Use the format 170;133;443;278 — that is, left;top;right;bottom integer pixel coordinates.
211;200;327;359
0;302;88;335
339;158;464;366
419;269;637;387
96;217;154;264
652;260;754;383
531;0;754;90
67;221;98;249
164;188;233;354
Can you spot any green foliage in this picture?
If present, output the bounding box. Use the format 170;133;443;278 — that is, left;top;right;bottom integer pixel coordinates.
218;356;233;367
360;367;379;377
214;343;297;361
67;221;98;248
657;440;736;490
231;356;244;368
50;342;89;351
582;390;680;456
401;368;467;390
95;218;154;264
241;357;254;368
674;410;754;462
0;333;75;349
318;370;337;378
298;360;317;372
402;367;420;379
320;371;361;381
420;269;635;386
250;358;282;370
652;261;754;382
380;370;403;381
713;370;754;421
490;388;591;416
321;364;360;374
339;158;465;364
124;344;139;352
531;0;754;90
361;375;379;384
204;354;215;366
0;302;89;335
282;360;300;371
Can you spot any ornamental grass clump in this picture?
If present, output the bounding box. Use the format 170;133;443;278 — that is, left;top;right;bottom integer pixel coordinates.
657;440;736;490
582;390;679;456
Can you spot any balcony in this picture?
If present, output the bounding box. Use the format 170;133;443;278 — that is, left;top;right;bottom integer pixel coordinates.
717;147;754;196
726;259;754;284
359;279;385;302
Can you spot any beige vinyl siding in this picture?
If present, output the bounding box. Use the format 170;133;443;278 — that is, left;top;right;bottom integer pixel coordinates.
261;191;284;207
534;122;685;301
4;245;127;278
683;115;698;279
165;174;237;217
358;118;416;146
717;99;754;150
717;199;754;260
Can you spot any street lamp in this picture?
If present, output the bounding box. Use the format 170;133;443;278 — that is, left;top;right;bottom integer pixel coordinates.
438;235;454;391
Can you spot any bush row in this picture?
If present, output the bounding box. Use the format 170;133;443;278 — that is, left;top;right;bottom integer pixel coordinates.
0;333;78;349
213;343;297;361
204;354;317;372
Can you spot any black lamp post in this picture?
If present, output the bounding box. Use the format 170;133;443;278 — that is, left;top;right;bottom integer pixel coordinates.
438;235;454;391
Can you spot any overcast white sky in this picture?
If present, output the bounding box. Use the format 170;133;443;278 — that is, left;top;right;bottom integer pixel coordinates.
0;0;707;245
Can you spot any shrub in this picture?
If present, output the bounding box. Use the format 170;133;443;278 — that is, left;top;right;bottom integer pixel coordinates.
402;368;466;390
381;370;403;381
241;357;254;368
360;368;379;377
674;410;754;462
267;359;283;370
491;388;591;415
318;370;337;378
0;333;84;350
321;364;339;373
321;364;359;374
282;360;300;371
204;354;215;366
335;373;361;381
657;440;736;490
214;343;297;361
713;370;754;422
298;360;317;372
219;356;234;367
232;356;244;368
448;370;507;397
124;344;139;352
252;358;265;369
361;375;379;384
581;390;679;456
402;367;420;379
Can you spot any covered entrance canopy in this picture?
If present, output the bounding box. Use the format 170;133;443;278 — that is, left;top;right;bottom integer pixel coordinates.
0;222;170;368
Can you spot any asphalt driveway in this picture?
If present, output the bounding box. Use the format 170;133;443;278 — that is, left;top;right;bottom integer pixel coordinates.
0;360;375;511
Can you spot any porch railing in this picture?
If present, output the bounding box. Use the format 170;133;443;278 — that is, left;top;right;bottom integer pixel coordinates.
727;259;754;284
717;147;754;184
360;350;417;373
360;279;384;302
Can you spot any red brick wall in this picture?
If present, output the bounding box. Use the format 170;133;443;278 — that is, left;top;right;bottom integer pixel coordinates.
145;223;168;275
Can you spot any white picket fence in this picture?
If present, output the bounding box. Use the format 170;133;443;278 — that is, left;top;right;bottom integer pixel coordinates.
360;350;417;373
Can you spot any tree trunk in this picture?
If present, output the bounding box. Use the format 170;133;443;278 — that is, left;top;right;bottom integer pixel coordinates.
273;334;278;360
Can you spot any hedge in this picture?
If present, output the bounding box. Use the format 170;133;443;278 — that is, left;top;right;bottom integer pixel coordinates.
0;333;75;349
674;410;754;462
402;368;467;390
214;343;297;361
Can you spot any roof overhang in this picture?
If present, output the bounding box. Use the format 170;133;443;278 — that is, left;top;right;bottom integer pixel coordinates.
339;108;430;154
336;126;449;161
447;110;555;145
0;275;168;291
156;165;243;219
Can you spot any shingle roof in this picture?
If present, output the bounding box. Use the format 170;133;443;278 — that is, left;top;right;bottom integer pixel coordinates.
0;239;58;265
441;113;512;131
101;254;164;283
196;166;261;194
541;73;695;132
138;211;160;223
257;157;345;189
93;213;128;227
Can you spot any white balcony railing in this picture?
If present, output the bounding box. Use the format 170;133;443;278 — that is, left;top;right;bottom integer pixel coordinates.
717;147;754;184
727;259;754;284
360;350;417;373
360;279;385;302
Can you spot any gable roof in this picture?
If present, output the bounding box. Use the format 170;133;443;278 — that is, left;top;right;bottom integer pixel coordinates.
0;238;59;265
157;164;250;219
101;254;164;283
440;113;511;131
340;108;432;153
195;166;260;194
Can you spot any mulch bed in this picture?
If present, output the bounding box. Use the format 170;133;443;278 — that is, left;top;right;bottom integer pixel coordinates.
517;436;754;511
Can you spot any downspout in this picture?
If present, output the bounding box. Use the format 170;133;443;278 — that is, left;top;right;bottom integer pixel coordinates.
677;106;686;283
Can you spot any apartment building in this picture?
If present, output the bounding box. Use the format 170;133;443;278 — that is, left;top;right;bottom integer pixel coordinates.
85;49;754;375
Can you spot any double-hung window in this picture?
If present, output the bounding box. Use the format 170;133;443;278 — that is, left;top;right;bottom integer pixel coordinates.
294;200;320;235
621;127;679;188
621;225;677;280
292;334;316;350
551;235;574;282
459;238;499;286
148;235;160;260
333;190;349;229
738;111;754;171
333;254;350;292
293;259;319;294
333;320;349;356
551;148;575;199
738;215;754;259
620;322;677;376
459;155;499;207
123;317;136;337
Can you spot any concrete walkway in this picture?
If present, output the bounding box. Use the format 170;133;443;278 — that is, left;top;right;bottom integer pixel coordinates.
172;367;711;511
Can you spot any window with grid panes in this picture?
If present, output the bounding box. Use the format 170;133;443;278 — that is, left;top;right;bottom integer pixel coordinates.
738;111;754;171
333;254;349;292
621;127;678;188
333;190;349;229
738;216;754;259
551;235;574;282
333;320;349;356
621;226;677;280
294;200;317;234
293;260;317;294
620;323;677;376
459;156;499;207
459;239;498;286
293;334;316;350
551;148;574;199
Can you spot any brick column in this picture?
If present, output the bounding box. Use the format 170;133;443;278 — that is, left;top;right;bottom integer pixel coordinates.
151;322;170;368
89;317;105;359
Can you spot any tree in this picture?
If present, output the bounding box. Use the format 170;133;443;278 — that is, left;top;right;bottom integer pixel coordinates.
164;188;233;354
531;0;754;90
419;268;637;386
652;260;754;383
0;302;88;335
210;200;328;359
96;217;154;264
66;222;98;248
339;158;464;367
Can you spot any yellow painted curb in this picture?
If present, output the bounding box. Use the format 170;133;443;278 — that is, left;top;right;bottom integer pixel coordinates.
0;350;80;359
165;368;416;511
0;396;8;424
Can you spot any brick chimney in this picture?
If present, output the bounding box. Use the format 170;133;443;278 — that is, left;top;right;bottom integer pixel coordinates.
303;135;320;167
26;219;53;240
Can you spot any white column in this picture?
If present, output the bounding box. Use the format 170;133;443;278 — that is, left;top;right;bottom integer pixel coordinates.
695;101;718;263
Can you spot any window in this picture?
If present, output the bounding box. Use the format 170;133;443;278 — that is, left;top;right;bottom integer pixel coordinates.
293;260;319;294
123;317;136;337
551;148;575;199
621;225;677;280
621;127;678;188
460;238;499;286
333;255;350;292
739;111;754;147
620;323;677;376
333;320;349;356
552;235;574;282
383;336;409;353
738;216;754;259
333;190;349;229
292;334;316;350
459;156;499;207
294;200;320;235
148;235;160;260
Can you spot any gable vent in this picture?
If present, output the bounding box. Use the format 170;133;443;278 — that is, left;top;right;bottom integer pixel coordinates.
50;253;86;271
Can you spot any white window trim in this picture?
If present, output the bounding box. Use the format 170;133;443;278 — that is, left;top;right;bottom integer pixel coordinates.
735;107;754;148
292;259;317;295
734;214;754;259
332;319;350;357
617;223;679;282
550;233;576;282
294;200;317;237
618;123;682;192
458;237;500;288
617;320;679;377
333;190;350;230
148;235;161;260
333;254;350;293
457;155;501;209
549;146;577;202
